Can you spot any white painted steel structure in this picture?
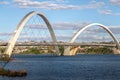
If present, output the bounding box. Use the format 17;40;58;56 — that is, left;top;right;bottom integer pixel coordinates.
4;11;59;57
64;23;120;55
2;11;120;57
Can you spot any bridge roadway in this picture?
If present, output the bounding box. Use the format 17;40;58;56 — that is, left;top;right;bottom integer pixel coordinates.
0;42;117;47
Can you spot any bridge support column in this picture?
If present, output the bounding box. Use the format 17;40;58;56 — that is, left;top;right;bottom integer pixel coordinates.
63;46;79;56
63;46;71;56
113;48;120;54
70;46;80;56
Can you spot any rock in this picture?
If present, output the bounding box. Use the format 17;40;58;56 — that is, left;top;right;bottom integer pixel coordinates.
0;67;3;72
2;54;9;59
18;70;27;77
0;67;27;77
8;70;16;77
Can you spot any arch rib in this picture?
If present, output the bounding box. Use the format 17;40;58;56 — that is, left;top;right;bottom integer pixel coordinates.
4;11;59;57
64;23;120;56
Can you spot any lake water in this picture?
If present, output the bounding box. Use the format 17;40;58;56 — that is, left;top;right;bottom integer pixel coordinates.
0;54;120;80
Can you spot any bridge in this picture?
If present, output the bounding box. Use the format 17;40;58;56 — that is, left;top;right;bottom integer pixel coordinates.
1;11;120;57
0;42;117;47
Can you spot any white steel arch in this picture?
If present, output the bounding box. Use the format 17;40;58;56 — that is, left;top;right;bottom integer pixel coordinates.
4;11;59;57
64;23;120;55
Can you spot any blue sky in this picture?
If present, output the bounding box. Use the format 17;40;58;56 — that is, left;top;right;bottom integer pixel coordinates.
0;0;120;42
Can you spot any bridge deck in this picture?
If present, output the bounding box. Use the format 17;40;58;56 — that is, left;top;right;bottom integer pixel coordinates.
0;43;116;47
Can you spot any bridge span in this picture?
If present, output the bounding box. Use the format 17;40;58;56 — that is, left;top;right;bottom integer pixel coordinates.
0;42;117;47
1;11;120;57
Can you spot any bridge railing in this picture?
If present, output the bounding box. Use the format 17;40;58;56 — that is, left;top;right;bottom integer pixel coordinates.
0;42;117;47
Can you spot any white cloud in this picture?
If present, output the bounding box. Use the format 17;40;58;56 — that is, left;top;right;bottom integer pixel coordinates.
13;0;79;9
98;9;112;15
13;0;105;10
0;32;27;37
52;22;89;30
110;0;120;6
87;26;120;34
0;1;9;5
56;0;66;2
0;32;13;36
115;13;120;16
17;36;52;42
80;1;105;9
77;35;111;41
25;22;89;30
56;0;64;2
98;9;120;16
108;26;120;34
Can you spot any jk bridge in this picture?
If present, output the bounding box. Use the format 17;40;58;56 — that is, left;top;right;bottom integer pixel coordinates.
1;42;119;57
1;11;120;57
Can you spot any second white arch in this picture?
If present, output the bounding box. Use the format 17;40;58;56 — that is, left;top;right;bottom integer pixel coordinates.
64;23;120;56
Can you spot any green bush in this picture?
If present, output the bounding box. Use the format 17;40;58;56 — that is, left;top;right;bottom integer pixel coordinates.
21;47;42;54
85;47;113;54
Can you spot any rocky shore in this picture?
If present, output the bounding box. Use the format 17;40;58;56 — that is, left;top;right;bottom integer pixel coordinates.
0;54;27;77
0;67;27;77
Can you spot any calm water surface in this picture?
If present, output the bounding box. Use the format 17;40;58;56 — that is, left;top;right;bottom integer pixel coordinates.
0;54;120;80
